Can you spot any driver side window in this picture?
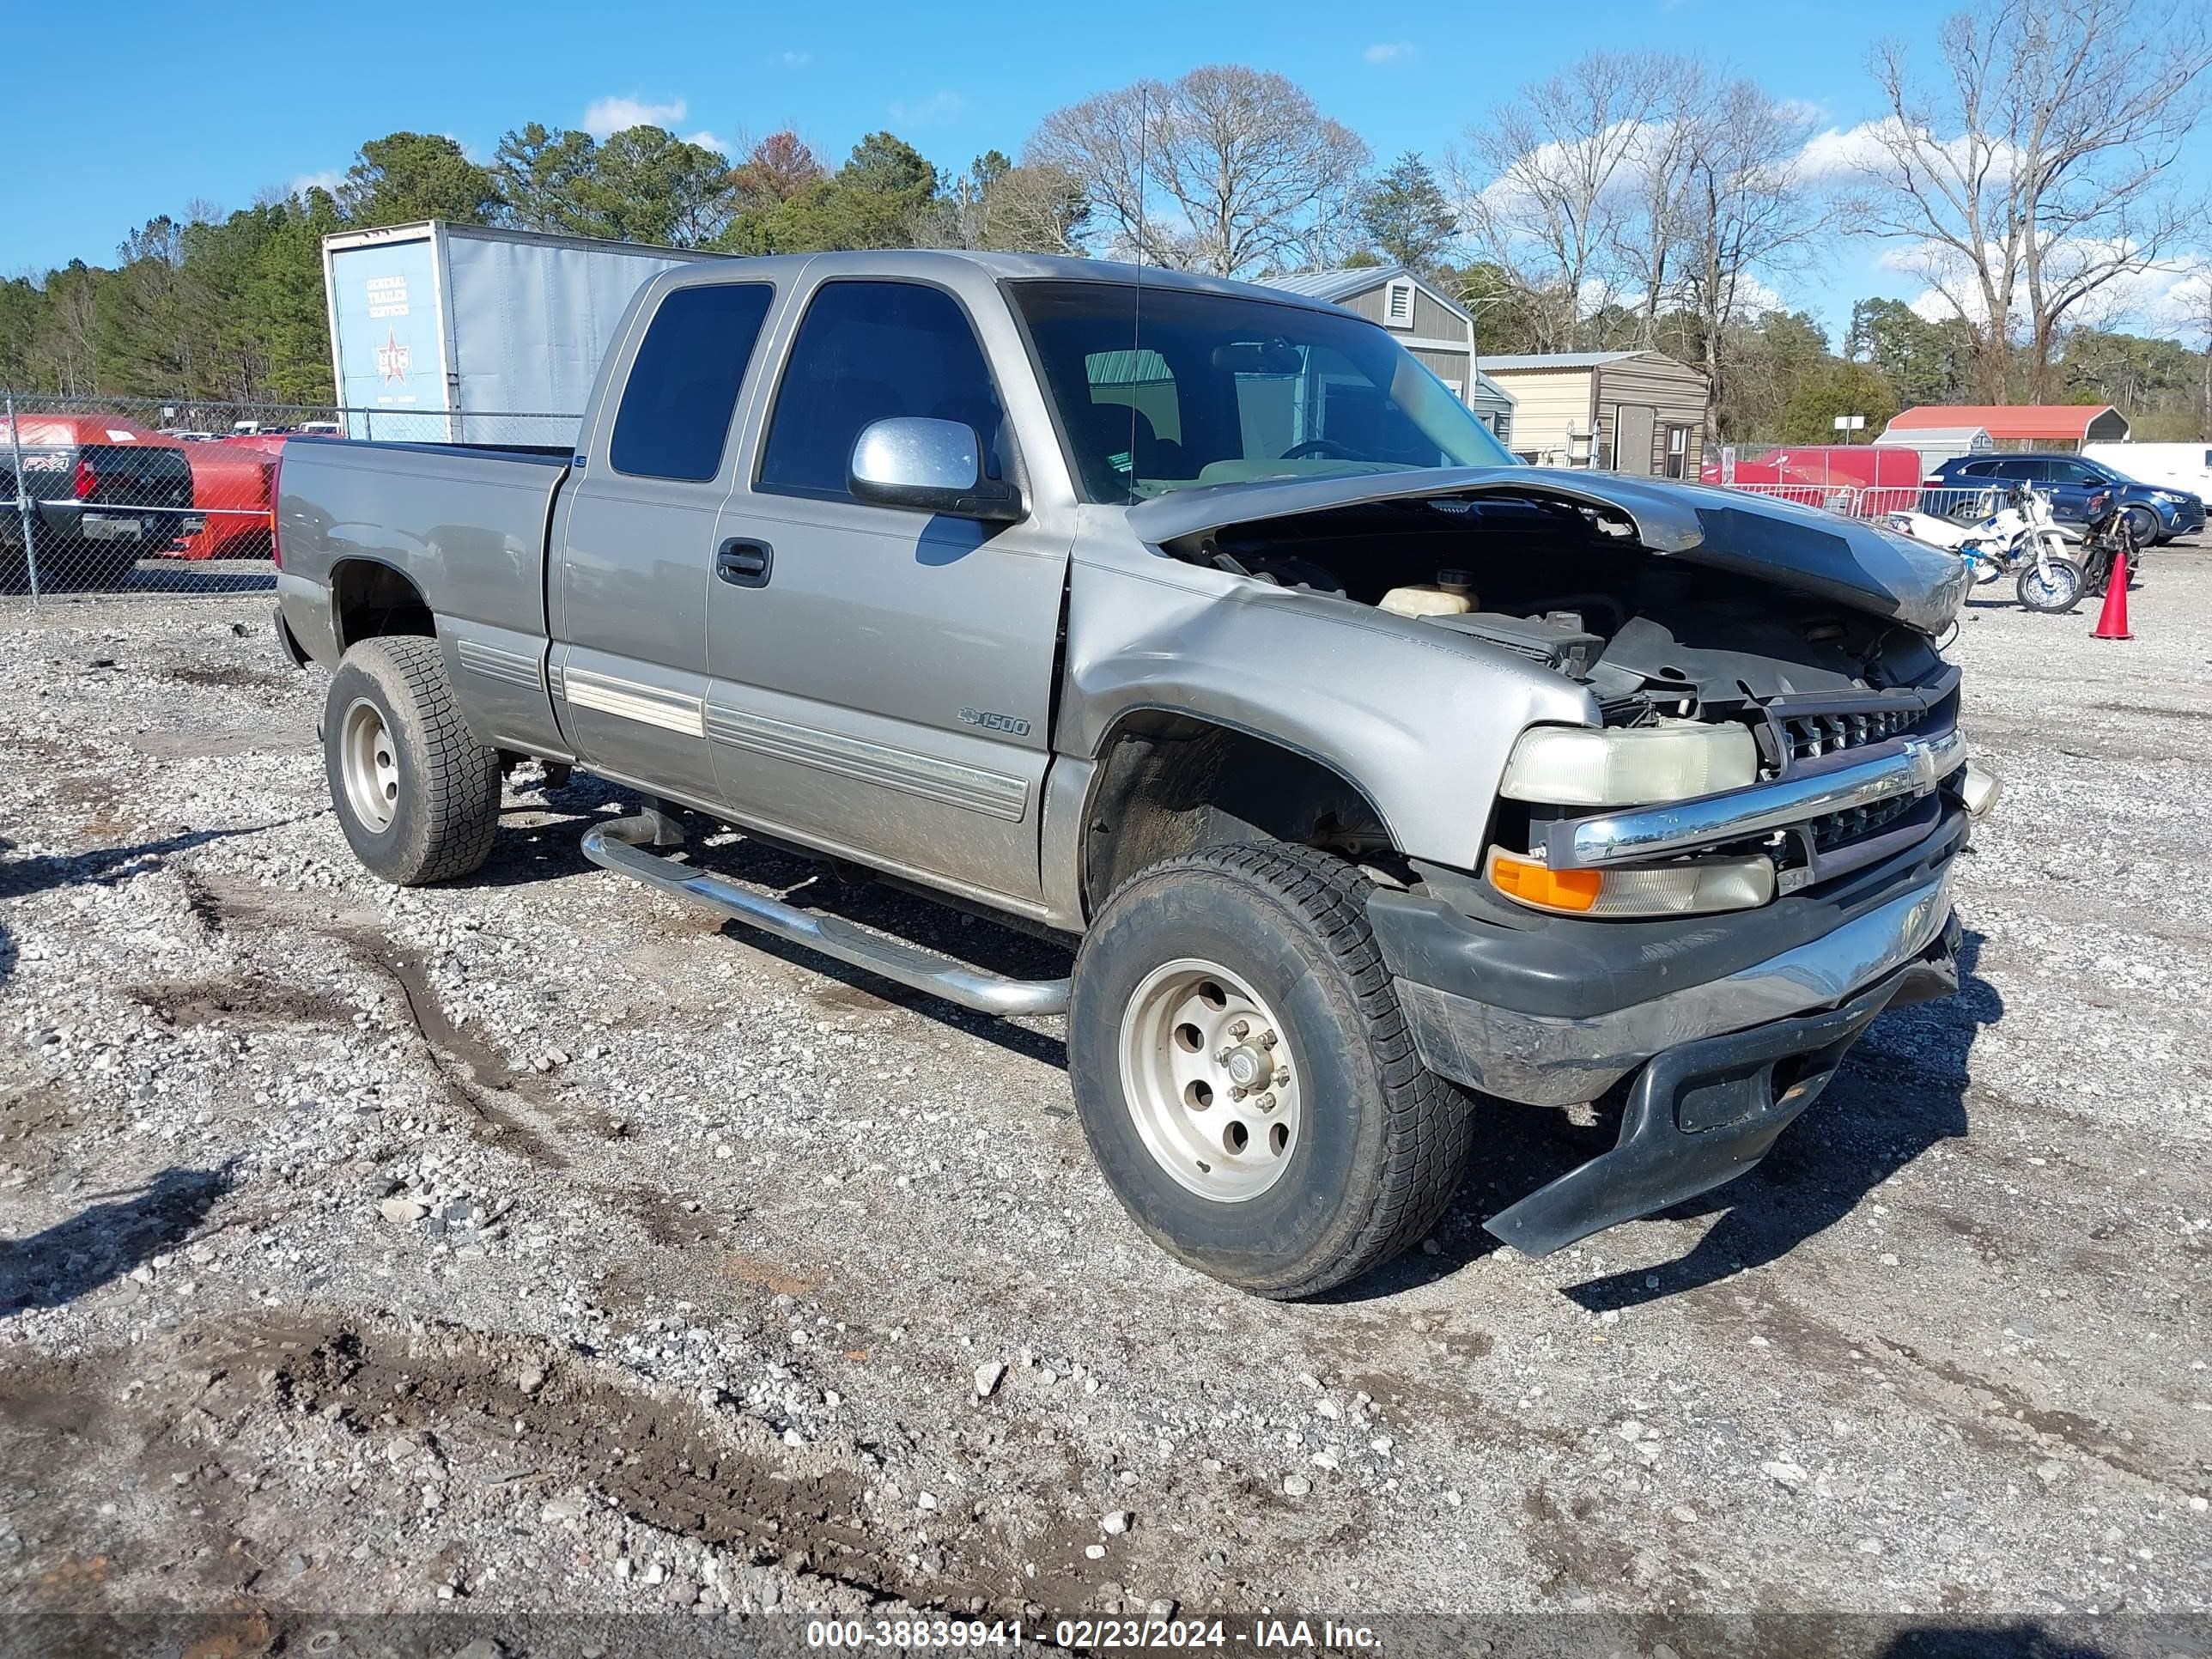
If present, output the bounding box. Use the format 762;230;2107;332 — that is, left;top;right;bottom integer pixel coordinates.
757;280;1006;503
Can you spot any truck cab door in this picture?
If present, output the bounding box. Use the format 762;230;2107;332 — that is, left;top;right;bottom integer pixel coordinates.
550;281;777;805
698;276;1069;910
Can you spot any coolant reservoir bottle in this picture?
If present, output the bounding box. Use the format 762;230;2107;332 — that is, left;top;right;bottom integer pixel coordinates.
1379;568;1477;618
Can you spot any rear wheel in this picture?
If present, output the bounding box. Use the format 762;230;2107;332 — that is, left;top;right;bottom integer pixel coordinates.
1067;842;1474;1298
322;635;501;884
2017;556;2085;614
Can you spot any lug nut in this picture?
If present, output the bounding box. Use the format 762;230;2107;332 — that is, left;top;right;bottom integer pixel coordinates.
1230;1085;1249;1101
1215;1048;1234;1064
1259;1030;1278;1049
1274;1068;1291;1087
1229;1019;1250;1039
1254;1093;1277;1113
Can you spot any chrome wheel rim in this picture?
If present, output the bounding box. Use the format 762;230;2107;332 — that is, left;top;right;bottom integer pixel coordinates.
2023;565;2077;608
1118;957;1302;1203
339;697;402;831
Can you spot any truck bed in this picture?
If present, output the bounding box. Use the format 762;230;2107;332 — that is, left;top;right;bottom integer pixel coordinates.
276;436;571;757
278;436;566;650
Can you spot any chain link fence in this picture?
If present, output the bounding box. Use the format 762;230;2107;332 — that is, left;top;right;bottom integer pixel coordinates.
2;392;578;607
1;393;2063;608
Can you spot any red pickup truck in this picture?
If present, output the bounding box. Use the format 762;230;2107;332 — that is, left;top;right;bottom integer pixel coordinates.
0;415;202;586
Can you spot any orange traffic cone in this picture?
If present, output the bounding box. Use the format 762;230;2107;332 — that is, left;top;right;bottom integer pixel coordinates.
2093;546;2132;641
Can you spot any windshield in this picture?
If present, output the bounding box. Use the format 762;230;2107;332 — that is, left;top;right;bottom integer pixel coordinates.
1007;279;1516;503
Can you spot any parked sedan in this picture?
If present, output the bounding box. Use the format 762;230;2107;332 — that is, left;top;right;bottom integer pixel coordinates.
1925;452;2204;545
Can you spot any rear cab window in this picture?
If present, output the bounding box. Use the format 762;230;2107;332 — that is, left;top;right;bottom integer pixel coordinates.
609;283;776;482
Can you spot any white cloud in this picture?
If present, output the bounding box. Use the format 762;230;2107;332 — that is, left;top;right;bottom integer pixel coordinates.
1364;41;1416;64
1792;121;1898;182
1883;235;2211;340
1729;273;1787;320
288;168;343;197
684;130;731;156
888;90;965;127
780;50;812;67
1476;118;1670;214
1791;118;2021;188
584;94;688;138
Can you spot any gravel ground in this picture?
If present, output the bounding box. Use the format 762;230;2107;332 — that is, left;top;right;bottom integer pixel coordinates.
1;548;2208;1649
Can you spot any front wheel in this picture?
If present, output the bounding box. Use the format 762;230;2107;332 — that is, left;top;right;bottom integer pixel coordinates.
1067;842;1474;1299
322;635;501;884
2121;505;2160;548
2017;556;2086;614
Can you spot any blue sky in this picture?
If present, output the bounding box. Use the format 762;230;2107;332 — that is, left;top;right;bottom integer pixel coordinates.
5;0;2208;345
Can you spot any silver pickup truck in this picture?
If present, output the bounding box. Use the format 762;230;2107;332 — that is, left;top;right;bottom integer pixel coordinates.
273;250;1994;1297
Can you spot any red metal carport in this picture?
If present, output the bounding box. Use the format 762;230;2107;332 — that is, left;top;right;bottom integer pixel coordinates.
1883;404;2131;449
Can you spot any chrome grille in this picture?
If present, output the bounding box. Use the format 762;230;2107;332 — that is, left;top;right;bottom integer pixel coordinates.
1781;706;1924;763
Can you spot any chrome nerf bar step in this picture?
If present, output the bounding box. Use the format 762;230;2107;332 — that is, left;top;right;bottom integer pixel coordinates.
580;809;1071;1018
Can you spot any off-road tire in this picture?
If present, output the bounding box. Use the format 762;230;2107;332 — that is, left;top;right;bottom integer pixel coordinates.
1067;842;1474;1298
323;636;501;884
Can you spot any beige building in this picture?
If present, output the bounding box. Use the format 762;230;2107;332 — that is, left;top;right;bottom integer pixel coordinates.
1479;350;1709;477
1266;266;1517;441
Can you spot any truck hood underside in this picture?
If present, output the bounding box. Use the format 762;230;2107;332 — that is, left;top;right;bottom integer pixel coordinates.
1124;467;1970;635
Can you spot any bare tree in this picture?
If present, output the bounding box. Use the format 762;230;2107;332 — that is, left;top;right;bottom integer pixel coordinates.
1679;81;1831;437
1852;0;2212;401
1453;52;1682;350
1026;82;1176;264
2186;258;2212;429
1152;67;1369;275
1027;69;1368;276
945;151;1091;253
1610;58;1709;348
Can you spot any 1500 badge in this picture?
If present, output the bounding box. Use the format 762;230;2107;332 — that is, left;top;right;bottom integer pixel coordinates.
957;708;1031;736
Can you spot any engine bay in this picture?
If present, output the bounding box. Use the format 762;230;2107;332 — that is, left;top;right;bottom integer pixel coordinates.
1176;490;1954;741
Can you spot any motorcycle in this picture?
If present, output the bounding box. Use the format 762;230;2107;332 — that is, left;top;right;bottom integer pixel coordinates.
1886;483;2078;604
2015;489;2137;615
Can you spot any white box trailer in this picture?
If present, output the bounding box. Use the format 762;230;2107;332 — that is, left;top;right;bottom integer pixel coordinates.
322;222;732;446
2083;441;2212;501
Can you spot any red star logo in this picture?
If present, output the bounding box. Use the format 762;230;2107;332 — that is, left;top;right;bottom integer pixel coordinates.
375;331;412;385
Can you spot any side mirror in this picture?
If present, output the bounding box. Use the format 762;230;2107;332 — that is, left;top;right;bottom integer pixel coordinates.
848;416;1024;524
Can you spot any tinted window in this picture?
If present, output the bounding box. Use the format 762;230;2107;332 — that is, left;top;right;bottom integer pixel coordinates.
610;283;775;481
757;282;1006;501
2046;459;2097;483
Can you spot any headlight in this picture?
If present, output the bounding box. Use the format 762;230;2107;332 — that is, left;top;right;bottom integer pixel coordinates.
1499;719;1759;806
1486;847;1775;917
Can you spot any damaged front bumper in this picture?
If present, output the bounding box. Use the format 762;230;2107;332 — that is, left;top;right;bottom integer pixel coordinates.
1482;943;1957;1256
1369;809;1966;1256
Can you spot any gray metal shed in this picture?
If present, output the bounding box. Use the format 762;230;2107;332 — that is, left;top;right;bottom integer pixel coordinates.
1264;266;1516;444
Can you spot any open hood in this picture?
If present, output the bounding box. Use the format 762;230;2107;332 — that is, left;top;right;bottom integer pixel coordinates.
1124;466;1969;635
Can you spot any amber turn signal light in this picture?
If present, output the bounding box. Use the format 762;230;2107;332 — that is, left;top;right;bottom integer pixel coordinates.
1486;849;1604;914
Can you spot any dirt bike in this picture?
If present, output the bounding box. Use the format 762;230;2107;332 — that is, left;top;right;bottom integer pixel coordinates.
2015;489;2136;614
1887;483;2077;605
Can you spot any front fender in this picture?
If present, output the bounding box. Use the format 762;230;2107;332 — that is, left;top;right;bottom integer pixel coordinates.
1062;556;1595;871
